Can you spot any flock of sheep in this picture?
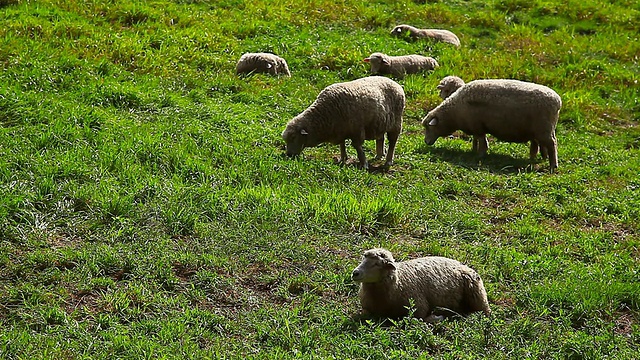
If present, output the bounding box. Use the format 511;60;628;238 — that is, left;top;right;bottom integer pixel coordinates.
236;23;563;321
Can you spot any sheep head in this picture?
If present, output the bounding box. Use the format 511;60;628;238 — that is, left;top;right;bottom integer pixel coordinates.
422;108;456;146
351;248;397;283
363;53;390;74
437;76;465;100
390;25;411;38
282;124;307;157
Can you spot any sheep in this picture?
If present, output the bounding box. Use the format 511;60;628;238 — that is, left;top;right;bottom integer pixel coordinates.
235;52;291;76
282;76;405;170
391;24;461;47
437;75;465;100
421;79;562;171
364;52;439;79
351;248;491;322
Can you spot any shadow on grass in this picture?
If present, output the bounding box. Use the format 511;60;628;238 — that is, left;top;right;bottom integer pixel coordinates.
343;307;467;330
416;145;550;174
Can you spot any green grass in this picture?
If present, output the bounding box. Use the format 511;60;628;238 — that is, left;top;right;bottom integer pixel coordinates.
1;0;639;358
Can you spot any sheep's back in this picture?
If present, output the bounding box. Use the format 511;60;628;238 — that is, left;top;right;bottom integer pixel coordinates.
436;79;561;141
301;77;404;140
395;257;473;311
456;80;561;111
236;53;287;75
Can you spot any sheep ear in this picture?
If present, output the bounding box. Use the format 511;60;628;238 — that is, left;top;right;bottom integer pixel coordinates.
382;59;390;65
363;58;370;62
436;84;444;90
428;118;438;126
384;261;397;270
300;129;309;135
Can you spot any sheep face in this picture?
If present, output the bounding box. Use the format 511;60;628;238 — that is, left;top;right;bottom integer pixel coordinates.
275;58;291;76
390;25;410;37
351;249;397;283
438;86;455;100
422;113;453;145
437;76;465;100
282;124;320;157
363;53;389;74
262;59;278;75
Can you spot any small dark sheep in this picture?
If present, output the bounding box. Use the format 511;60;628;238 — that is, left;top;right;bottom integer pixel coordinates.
437;75;465;100
236;52;291;76
364;52;439;79
391;24;461;47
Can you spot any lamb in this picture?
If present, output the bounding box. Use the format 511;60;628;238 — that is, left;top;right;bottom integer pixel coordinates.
391;24;461;47
351;248;491;322
437;75;465;100
421;79;562;171
282;76;405;170
364;52;439;79
235;52;291;76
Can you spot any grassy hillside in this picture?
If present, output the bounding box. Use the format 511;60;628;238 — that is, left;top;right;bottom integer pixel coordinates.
1;0;639;358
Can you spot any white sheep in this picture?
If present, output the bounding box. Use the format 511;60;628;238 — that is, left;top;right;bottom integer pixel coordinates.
422;79;562;171
364;52;439;79
437;75;465;100
235;52;291;76
391;24;461;47
351;248;491;322
282;76;405;170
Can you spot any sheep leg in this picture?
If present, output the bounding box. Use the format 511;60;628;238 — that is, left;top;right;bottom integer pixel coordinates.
529;140;540;159
540;145;549;159
474;135;489;156
375;137;386;160
384;131;399;167
352;140;369;170
540;136;558;172
339;141;348;164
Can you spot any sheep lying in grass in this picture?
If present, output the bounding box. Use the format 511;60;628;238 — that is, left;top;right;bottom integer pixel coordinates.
391;24;461;47
437;75;465;100
364;52;439;79
422;79;562;171
282;76;405;170
351;248;491;322
236;52;291;76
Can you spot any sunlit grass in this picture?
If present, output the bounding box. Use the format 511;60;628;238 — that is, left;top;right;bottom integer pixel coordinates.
0;0;639;358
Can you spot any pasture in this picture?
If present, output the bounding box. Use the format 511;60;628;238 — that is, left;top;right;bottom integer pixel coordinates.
1;0;639;358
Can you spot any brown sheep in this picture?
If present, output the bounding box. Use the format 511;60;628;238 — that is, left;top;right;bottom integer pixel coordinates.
391;24;461;47
437;75;465;100
422;79;562;171
364;52;439;79
236;52;291;76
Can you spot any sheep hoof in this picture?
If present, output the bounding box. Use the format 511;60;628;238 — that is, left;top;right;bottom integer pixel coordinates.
425;315;445;323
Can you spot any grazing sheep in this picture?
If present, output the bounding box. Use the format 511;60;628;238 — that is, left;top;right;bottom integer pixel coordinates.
364;52;439;79
236;52;291;76
422;79;562;171
351;248;491;322
437;75;465;100
282;76;405;170
391;24;461;47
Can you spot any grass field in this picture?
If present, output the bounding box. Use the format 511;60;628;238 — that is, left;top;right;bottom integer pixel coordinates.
1;0;639;358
